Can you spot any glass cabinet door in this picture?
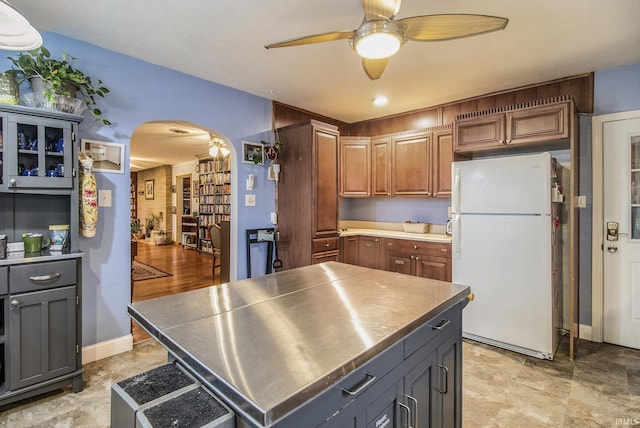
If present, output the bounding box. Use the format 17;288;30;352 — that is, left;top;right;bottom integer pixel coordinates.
6;114;73;190
632;137;640;240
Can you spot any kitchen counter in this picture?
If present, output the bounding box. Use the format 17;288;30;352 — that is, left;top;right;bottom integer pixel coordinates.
340;228;452;243
128;262;469;426
0;250;83;266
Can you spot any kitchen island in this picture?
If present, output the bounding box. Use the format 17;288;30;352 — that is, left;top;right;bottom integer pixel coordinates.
127;262;470;427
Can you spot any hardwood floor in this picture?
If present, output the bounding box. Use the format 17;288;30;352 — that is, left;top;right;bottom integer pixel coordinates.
131;242;220;343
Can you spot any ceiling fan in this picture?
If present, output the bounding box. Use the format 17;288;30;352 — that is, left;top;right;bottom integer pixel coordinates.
265;0;508;80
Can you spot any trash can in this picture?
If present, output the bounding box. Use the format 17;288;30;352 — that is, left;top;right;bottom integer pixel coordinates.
136;386;235;428
110;362;199;428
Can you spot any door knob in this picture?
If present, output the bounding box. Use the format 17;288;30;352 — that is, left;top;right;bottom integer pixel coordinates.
607;245;618;253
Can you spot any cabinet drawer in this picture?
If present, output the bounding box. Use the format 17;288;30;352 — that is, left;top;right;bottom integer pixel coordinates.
304;339;404;424
10;260;77;293
0;267;7;295
383;238;451;257
313;237;340;253
404;303;461;358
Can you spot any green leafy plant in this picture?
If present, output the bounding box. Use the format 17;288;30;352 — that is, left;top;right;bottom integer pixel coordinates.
144;212;160;234
6;45;111;125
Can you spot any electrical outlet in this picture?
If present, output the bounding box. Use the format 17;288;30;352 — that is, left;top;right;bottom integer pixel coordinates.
576;195;587;208
245;194;256;206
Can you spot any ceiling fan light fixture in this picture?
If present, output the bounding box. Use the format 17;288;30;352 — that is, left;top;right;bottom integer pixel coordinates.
208;137;229;157
353;21;404;59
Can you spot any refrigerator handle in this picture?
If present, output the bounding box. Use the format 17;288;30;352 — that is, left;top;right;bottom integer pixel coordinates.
453;214;461;258
453;167;461;213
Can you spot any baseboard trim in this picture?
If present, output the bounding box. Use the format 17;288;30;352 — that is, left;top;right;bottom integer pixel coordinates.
579;324;593;341
82;335;133;364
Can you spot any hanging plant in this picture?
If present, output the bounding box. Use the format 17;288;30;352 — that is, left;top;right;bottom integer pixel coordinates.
260;139;284;162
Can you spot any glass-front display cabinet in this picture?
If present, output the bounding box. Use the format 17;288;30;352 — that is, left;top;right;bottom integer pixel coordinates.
5;113;74;190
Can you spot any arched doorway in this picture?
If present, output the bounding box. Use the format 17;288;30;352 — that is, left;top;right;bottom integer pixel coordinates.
129;120;238;303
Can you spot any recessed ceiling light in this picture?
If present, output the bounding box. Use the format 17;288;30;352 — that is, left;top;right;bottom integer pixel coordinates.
373;95;388;106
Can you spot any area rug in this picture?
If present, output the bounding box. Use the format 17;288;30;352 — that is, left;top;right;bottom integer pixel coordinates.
132;261;172;281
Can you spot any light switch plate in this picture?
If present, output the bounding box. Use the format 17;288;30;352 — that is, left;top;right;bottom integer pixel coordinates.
98;189;112;207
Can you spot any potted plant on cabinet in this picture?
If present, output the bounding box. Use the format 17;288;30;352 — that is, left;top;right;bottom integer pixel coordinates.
5;45;111;125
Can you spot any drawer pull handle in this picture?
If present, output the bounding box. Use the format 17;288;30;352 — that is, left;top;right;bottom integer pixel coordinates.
439;365;449;394
395;260;405;265
429;319;450;330
30;273;61;282
342;372;376;396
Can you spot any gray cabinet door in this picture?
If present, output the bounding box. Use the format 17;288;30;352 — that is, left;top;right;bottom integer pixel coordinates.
9;285;76;390
435;335;462;428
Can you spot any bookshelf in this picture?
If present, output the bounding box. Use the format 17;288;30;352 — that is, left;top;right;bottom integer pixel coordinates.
198;154;231;254
130;172;137;219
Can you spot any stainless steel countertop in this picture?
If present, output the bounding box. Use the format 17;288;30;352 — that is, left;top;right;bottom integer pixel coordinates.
129;262;469;426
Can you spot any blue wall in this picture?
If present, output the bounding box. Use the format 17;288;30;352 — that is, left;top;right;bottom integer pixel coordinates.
341;197;450;224
1;33;274;347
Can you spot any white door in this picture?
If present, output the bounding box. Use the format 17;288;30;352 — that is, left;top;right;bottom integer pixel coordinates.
603;117;640;349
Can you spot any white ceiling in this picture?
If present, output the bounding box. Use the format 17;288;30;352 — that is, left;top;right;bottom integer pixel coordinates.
9;0;640;170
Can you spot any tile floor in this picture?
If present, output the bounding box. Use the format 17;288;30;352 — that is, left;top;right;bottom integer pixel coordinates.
0;338;638;427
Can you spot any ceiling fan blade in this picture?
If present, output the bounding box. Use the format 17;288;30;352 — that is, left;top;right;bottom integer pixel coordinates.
362;57;388;80
265;31;354;49
397;14;508;41
362;0;402;21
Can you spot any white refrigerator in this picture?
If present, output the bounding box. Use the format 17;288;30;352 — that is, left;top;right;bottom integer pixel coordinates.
451;152;563;360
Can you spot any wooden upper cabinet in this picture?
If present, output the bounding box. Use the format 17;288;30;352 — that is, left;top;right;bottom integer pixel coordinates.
392;131;431;196
454;98;572;153
432;129;453;198
507;102;569;145
338;126;452;199
454;112;505;151
314;126;339;238
340;137;371;197
372;137;391;196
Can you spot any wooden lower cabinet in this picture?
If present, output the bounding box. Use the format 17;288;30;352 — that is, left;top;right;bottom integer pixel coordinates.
358;236;380;269
383;238;452;281
341;236;359;265
341;236;451;281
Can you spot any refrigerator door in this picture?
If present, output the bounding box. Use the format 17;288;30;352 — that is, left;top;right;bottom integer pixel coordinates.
452;152;551;215
453;213;555;357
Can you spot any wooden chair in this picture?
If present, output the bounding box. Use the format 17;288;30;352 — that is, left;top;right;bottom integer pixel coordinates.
208;223;221;276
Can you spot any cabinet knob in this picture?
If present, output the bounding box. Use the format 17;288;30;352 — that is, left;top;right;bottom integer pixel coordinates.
413;245;418;250
374;239;378;242
416;257;420;261
11;300;19;307
505;139;512;144
10;178;16;186
325;243;330;247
